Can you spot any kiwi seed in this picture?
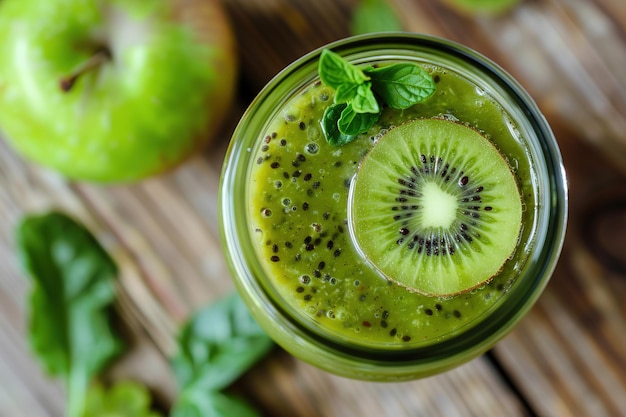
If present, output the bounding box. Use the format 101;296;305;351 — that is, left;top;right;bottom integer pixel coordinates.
348;118;523;297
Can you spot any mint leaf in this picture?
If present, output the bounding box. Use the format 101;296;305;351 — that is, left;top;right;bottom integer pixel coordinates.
16;212;124;417
319;49;369;90
321;103;357;146
338;103;380;136
333;76;379;114
171;293;273;393
365;63;436;109
351;82;380;113
334;82;361;105
171;391;261;417
351;0;402;36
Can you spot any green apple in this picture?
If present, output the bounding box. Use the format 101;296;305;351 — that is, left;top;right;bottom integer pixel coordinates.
0;0;237;182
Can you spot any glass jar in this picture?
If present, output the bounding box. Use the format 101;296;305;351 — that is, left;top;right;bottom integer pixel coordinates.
219;33;567;381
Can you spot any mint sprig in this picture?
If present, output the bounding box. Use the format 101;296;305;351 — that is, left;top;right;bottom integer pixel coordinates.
318;49;436;146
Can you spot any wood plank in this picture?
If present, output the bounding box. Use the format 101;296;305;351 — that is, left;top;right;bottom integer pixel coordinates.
224;0;359;92
235;350;531;417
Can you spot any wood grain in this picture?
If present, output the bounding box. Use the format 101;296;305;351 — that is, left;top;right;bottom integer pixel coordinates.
236;351;531;417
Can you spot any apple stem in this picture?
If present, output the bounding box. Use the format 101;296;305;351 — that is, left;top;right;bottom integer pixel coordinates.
59;48;111;92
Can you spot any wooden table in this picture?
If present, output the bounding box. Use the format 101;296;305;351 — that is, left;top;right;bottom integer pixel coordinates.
2;0;626;416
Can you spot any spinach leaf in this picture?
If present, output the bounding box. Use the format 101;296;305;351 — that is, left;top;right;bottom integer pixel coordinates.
351;0;402;36
16;212;124;417
171;391;261;417
171;293;273;415
365;63;436;109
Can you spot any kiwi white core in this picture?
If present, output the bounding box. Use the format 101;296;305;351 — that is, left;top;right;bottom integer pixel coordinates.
420;182;457;228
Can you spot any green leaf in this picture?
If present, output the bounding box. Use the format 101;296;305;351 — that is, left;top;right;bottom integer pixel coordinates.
321;103;357;146
16;212;125;417
338;103;380;136
365;63;436;109
335;82;379;114
317;48;437;147
82;381;163;417
351;0;403;36
318;49;369;90
334;82;361;105
171;391;261;417
351;82;380;114
171;293;274;393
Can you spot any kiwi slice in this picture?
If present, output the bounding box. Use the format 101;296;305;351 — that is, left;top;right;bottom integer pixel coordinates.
348;118;522;297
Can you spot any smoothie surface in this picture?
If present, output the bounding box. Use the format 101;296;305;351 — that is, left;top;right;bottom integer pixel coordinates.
247;63;535;349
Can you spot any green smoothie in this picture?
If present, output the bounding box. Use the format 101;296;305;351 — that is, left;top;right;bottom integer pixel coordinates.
246;62;535;349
